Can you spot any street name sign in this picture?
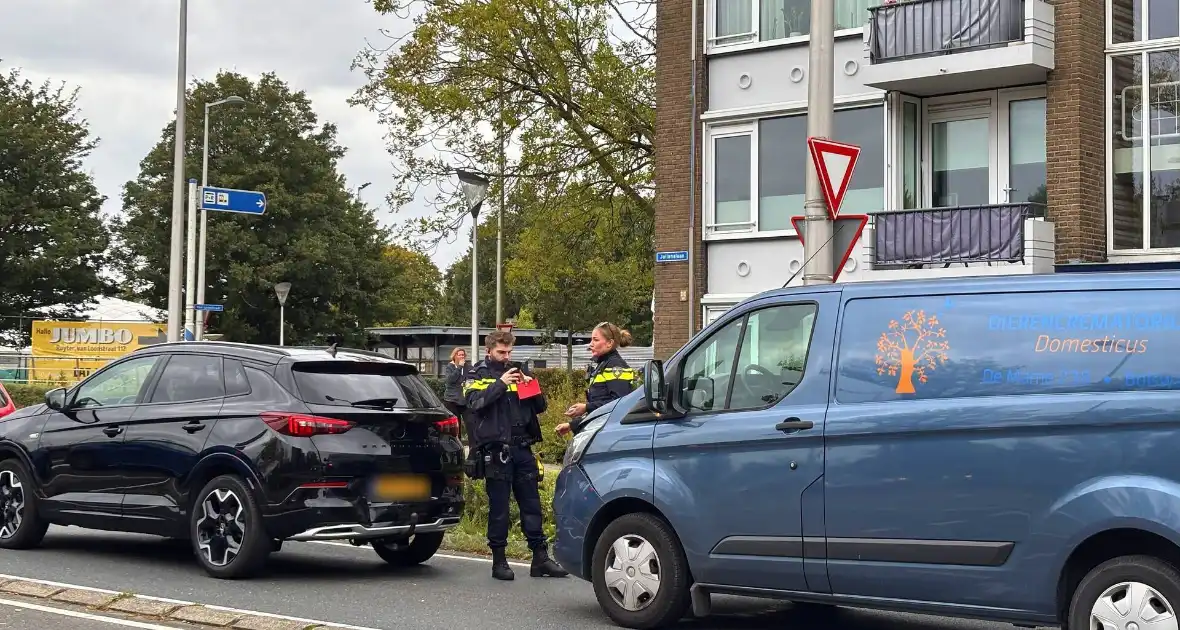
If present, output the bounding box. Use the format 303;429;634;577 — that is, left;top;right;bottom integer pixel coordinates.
656;250;689;263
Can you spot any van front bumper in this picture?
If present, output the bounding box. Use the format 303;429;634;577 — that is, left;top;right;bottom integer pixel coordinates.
553;463;602;581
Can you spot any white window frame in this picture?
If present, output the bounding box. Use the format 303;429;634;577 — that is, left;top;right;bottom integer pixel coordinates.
1106;0;1180;52
703;98;887;241
1104;34;1180;257
705;0;878;55
998;86;1048;204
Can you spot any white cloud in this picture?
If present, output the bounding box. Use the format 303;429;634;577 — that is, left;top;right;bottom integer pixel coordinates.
1;0;470;270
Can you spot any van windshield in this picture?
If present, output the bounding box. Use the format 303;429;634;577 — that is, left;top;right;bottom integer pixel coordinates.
291;362;442;409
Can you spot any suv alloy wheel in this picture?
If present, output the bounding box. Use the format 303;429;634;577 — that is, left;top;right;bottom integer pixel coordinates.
0;460;47;550
190;475;269;579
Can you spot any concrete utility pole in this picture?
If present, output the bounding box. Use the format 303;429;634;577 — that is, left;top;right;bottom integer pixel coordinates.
495;88;506;325
802;0;836;285
166;0;189;341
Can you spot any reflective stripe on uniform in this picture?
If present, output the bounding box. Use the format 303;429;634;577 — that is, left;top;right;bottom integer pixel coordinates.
463;378;520;394
591;368;638;384
463;378;497;394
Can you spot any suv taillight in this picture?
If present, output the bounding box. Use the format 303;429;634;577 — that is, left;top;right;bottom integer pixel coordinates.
261;412;355;437
435;416;460;437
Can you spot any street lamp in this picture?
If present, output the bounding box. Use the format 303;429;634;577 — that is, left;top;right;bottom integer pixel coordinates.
456;169;490;360
166;0;190;342
274;282;292;347
194;95;248;341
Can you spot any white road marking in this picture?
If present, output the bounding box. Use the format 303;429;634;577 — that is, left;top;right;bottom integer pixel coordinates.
0;596;183;629
0;575;383;630
308;540;533;568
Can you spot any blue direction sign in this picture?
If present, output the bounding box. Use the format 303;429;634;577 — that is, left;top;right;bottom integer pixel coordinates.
656;250;689;263
199;186;267;215
194;304;224;312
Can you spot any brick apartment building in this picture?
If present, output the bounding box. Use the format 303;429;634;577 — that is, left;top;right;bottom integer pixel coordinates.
652;0;1175;358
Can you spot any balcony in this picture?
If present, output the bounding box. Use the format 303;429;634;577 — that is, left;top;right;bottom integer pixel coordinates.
850;204;1056;282
859;0;1054;96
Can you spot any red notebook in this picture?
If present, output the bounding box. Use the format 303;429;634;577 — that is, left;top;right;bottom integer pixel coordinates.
517;378;542;400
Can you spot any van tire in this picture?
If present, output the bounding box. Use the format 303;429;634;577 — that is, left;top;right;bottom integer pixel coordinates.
592;513;691;629
1067;555;1180;630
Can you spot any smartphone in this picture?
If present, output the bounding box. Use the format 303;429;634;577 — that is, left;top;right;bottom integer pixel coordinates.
507;360;525;372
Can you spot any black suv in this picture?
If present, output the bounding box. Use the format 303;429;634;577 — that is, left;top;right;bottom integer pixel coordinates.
0;342;465;578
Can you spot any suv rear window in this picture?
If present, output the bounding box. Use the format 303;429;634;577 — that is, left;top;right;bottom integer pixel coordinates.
291;361;442;409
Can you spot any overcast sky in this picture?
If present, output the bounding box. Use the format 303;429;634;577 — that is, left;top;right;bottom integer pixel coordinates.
2;0;470;271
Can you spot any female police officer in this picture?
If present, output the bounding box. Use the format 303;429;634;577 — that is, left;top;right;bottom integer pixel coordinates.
557;322;638;436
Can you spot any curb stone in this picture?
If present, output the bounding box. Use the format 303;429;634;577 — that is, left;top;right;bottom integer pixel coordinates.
0;577;383;630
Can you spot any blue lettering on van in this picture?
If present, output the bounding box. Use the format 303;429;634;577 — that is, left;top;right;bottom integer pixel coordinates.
987;313;1180;332
1124;373;1180;387
980;369;1092;386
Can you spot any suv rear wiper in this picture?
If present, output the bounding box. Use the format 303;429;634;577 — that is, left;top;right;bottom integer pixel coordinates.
323;395;400;409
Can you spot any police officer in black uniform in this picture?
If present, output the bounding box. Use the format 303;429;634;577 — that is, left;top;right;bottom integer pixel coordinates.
557;322;639;436
463;330;568;581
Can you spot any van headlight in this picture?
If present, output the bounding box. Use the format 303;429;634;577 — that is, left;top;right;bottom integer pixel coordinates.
563;414;608;467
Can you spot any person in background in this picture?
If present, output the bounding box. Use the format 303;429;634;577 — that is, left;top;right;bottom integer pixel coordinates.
443;348;470;441
557;322;638;436
464;331;568;581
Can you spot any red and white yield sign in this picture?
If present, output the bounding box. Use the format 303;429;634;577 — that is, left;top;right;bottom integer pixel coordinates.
807;137;861;220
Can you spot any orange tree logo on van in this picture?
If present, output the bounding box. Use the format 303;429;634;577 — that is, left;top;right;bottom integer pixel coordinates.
875;310;951;394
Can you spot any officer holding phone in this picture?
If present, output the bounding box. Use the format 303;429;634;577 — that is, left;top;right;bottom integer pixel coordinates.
463;330;568;581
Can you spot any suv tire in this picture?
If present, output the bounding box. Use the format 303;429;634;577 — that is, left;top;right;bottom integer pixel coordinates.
1067;555;1180;630
190;475;269;579
592;513;691;629
373;532;445;566
0;459;47;550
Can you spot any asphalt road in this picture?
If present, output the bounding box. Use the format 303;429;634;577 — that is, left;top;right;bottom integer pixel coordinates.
0;526;1049;630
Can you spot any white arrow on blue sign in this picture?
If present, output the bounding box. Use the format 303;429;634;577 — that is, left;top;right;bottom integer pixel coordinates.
656;251;689;263
194;304;224;312
199;186;267;215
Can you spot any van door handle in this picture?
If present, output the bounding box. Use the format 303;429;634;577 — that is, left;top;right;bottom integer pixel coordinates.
102;426;123;438
183;422;206;434
775;418;814;433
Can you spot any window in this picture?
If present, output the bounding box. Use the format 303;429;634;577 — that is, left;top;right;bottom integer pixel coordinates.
836;291;1180;403
679;303;817;411
710;0;884;49
1109;49;1180;251
224;359;251;397
1111;0;1179;45
73;356;160;408
150;355;225;403
292;362;443;409
708;104;884;236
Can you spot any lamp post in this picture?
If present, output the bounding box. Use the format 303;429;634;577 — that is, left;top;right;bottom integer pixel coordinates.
274;282;292;346
456;170;490;360
166;0;189;342
195;95;247;341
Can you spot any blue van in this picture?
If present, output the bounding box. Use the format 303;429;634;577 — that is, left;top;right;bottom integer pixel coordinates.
553;271;1180;629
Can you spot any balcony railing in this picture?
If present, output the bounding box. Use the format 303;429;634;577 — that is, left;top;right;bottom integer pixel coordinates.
868;0;1025;64
871;203;1047;268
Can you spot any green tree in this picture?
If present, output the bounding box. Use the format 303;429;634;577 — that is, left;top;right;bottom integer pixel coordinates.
506;182;653;345
433;214;525;327
351;0;654;244
378;245;444;326
113;71;434;346
0;66;111;345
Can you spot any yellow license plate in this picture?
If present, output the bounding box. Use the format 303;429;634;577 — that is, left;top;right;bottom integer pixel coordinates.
370;475;431;501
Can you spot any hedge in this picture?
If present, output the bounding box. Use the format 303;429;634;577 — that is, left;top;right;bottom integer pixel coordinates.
3;368;589;465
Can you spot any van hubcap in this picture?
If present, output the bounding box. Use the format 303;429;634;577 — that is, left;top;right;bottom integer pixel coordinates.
196;489;246;567
603;534;660;612
0;471;24;539
1090;581;1177;630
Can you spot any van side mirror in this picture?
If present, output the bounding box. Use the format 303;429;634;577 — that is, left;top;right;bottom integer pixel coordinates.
642;360;667;414
45;388;67;411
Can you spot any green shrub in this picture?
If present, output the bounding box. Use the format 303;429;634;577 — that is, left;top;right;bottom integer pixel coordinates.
445;473;558;559
3;383;52;409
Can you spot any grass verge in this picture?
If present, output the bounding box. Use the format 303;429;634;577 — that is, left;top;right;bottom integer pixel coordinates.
443;472;559;561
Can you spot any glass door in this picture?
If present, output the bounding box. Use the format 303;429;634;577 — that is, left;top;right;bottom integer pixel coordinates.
999;88;1048;205
925;104;995;207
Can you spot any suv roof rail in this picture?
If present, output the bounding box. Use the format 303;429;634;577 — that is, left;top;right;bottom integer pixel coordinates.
130;341;290;357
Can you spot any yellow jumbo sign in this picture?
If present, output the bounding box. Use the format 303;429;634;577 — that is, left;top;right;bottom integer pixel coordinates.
29;320;168;384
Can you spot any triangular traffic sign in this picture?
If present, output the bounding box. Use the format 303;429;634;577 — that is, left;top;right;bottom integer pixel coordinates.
790;214;869;283
807;137;860;220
